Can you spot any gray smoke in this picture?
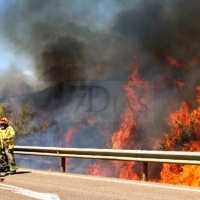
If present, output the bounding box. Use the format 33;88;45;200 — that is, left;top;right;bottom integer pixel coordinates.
1;0;200;134
1;0;200;174
1;1;200;88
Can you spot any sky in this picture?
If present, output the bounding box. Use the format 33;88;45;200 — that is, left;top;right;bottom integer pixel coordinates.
0;0;138;93
1;0;200;152
0;0;128;70
3;0;200;180
2;0;200;150
1;0;200;101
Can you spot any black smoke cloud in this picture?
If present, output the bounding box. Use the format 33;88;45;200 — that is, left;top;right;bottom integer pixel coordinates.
1;0;200;175
112;0;200;109
1;0;132;87
38;37;85;84
113;1;200;71
2;0;200;87
1;0;200;140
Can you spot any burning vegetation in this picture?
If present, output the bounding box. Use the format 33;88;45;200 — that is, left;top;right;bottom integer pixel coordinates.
1;0;200;187
86;58;200;186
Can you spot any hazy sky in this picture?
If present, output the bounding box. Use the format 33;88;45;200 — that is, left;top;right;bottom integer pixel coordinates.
1;0;200;99
0;0;128;70
2;0;200;146
0;0;138;89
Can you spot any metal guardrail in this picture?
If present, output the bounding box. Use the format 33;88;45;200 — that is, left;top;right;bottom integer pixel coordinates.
14;146;200;181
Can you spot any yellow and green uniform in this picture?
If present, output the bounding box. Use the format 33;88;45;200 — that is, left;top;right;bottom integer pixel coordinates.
0;126;15;149
0;125;17;172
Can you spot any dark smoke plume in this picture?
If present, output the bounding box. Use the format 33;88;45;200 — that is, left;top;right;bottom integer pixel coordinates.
1;0;200;175
2;0;200;89
38;37;85;84
1;0;200;130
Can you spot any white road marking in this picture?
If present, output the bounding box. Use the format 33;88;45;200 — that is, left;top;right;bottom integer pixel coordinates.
0;183;60;200
29;169;200;193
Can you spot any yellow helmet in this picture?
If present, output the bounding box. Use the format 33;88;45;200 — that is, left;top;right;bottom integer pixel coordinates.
0;117;9;124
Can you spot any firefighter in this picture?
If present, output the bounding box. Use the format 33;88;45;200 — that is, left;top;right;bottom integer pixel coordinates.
0;117;17;174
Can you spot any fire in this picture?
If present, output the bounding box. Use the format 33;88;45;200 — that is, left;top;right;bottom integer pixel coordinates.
61;125;82;172
64;125;81;147
87;160;140;180
160;86;200;186
160;101;195;151
196;86;200;104
119;161;140;180
175;80;184;89
161;161;200;186
166;55;185;68
112;59;152;149
87;161;112;177
87;58;152;179
86;53;200;186
39;121;49;134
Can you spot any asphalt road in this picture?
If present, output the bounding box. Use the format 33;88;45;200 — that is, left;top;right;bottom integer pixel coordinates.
0;168;199;200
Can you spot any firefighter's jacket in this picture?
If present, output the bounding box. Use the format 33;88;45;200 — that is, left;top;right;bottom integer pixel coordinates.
0;126;15;149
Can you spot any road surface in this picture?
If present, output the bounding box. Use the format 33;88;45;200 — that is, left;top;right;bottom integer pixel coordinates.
0;168;199;200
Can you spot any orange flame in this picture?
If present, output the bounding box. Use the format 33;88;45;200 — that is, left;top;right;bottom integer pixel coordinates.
175;80;184;89
39;121;49;134
86;56;200;186
162;101;194;151
57;125;82;173
166;55;185;68
87;58;152;178
112;59;152;149
160;86;200;186
65;125;81;147
196;86;200;104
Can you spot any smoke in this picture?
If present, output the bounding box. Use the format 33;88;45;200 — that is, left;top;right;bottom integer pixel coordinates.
108;0;200;129
1;0;130;88
113;1;200;76
1;0;200;175
0;0;192;113
1;0;200;89
38;37;85;84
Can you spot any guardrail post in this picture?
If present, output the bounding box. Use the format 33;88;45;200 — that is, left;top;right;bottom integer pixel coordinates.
142;162;148;181
61;157;66;172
